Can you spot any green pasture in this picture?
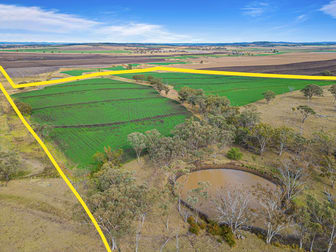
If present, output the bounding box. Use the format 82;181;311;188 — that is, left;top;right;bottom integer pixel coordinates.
12;78;189;167
60;65;140;76
118;72;334;106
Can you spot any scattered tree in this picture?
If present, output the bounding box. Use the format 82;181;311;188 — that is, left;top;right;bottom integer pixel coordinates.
273;126;295;156
277;159;307;201
127;132;147;163
92;147;123;171
14;100;32;115
262;90;276;104
255;185;292;244
320;155;336;188
300;84;323;100
321;70;333;76
249;123;274;154
237;106;260;129
293;205;321;250
292;105;316;133
213;187;252;236
178;87;204;103
306;194;336;252
0;151;20;186
79;167;153;251
329;84;336;103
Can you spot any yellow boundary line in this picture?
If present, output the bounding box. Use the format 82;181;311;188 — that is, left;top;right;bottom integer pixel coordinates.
0;65;335;252
1;65;336;89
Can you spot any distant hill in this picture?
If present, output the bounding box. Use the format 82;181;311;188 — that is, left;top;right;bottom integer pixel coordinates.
1;41;336;48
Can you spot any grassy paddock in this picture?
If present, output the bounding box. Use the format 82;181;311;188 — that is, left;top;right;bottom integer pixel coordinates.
118;72;334;106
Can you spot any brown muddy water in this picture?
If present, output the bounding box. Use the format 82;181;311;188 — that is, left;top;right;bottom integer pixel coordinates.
177;169;278;219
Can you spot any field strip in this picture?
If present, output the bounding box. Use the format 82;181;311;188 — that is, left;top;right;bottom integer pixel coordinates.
1;65;336;89
0;81;112;251
33;97;162;110
51;112;188;128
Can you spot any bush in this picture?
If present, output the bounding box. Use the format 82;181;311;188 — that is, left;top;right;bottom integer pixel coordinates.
226;147;243;160
207;221;222;236
321;70;333;76
187;216;196;225
14;100;32;115
198;220;207;230
189;222;200;235
147;75;155;82
221;225;236;248
206;221;236;247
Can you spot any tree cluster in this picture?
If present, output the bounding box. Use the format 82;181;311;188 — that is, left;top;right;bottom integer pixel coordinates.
77;162;154;250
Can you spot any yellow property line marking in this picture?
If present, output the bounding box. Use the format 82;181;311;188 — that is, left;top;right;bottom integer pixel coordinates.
1;65;336;89
0;64;335;252
0;80;112;251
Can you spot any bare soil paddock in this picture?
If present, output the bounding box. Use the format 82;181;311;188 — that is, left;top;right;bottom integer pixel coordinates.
177;52;336;75
201;58;336;75
0;52;165;77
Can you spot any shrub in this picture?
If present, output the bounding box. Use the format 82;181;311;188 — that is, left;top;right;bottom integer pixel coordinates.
14;100;32;115
321;70;333;76
198;220;207;230
207;221;222;236
226;147;243;160
189;222;200;235
206;221;236;247
147;75;155;82
221;225;236;248
187;216;196;225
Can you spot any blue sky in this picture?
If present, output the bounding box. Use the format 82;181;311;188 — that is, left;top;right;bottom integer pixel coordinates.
0;0;336;42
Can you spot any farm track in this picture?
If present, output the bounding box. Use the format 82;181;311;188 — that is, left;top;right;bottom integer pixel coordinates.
51;112;188;128
18;87;148;99
33;96;162;110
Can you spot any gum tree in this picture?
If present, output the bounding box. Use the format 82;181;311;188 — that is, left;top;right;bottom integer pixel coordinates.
292;105;316;134
300;84;323;101
128;132;147;163
262;90;276;104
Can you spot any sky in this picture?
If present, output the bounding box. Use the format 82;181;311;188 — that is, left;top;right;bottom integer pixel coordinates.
0;0;336;43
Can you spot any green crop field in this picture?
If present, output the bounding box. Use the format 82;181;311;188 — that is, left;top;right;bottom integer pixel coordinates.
147;61;188;65
0;48;130;54
12;78;190;167
61;65;140;76
118;72;334;106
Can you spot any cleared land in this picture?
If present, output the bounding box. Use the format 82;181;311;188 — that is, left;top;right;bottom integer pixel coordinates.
119;72;334;106
201;58;336;75
12;78;190;167
0;52;166;77
179;52;336;72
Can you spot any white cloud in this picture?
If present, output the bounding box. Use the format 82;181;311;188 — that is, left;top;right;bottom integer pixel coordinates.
0;4;197;42
0;4;99;33
320;0;336;18
242;2;269;17
296;14;308;22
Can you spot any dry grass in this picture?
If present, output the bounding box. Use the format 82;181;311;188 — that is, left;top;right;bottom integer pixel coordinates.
251;85;336;136
0;97;105;251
